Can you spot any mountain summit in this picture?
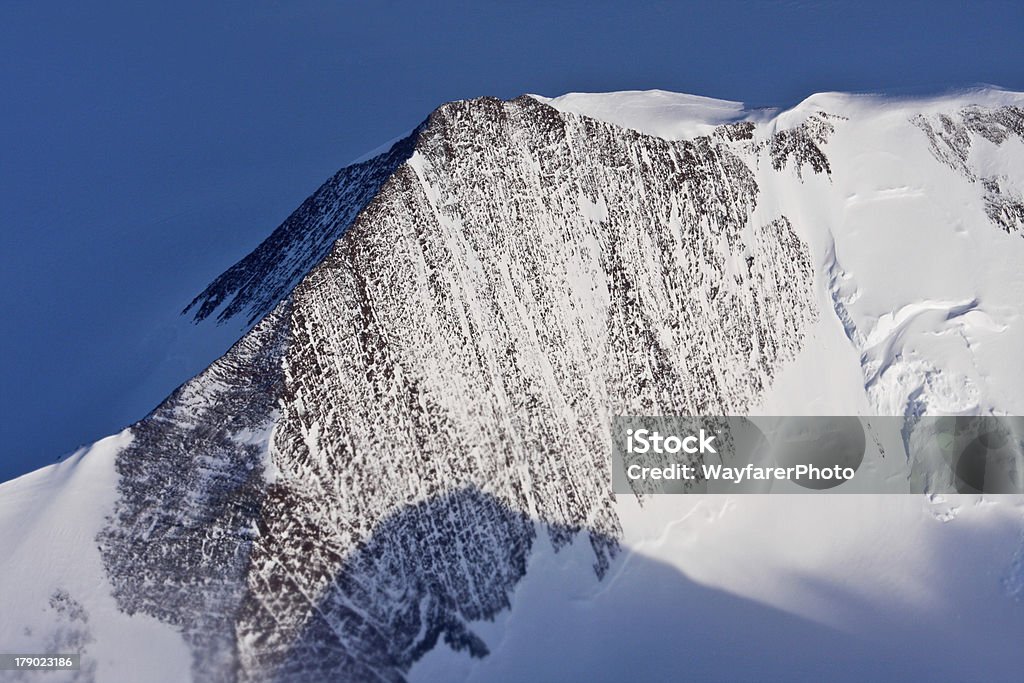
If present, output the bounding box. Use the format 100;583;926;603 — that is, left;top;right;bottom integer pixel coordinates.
2;89;1023;682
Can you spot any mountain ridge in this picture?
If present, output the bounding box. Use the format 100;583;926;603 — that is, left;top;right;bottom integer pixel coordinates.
183;87;1023;337
2;87;1023;682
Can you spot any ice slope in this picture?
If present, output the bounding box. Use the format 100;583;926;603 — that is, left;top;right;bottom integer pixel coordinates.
1;88;1023;682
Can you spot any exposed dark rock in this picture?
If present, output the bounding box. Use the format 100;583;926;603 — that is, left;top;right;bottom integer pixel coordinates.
98;95;818;682
713;120;756;142
913;105;1024;236
184;133;422;326
983;176;1024;235
766;112;841;178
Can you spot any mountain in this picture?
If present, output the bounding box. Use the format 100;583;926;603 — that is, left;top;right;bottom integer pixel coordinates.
1;88;1023;682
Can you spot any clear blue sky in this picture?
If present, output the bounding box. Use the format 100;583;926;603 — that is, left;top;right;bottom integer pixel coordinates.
2;0;1022;482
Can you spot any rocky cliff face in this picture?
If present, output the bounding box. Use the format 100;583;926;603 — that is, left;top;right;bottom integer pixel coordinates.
97;94;821;681
911;105;1024;235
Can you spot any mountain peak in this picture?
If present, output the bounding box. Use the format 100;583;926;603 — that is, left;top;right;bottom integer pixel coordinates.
4;85;1024;682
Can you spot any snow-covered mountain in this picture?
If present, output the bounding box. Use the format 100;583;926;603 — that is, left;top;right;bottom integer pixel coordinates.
1;88;1023;682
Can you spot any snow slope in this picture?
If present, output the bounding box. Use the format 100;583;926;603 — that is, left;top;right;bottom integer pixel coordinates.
0;434;190;682
413;497;1024;682
531;89;756;140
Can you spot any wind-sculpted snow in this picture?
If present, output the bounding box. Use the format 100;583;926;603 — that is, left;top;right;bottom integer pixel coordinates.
184;134;421;325
97;95;817;681
913;105;1024;235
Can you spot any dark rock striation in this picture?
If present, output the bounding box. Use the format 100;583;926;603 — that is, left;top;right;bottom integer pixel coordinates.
99;95;820;681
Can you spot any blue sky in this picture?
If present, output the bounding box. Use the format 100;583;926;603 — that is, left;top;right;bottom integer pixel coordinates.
2;0;1022;481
